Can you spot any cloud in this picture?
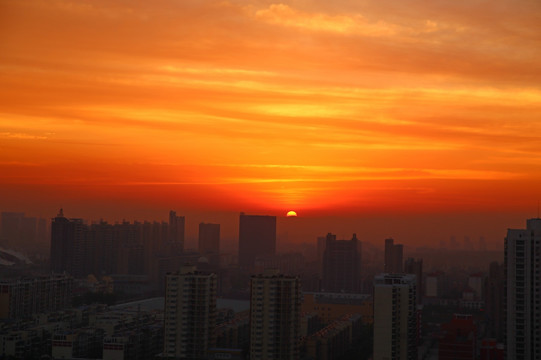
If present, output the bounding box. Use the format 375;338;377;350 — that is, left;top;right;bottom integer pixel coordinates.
1;0;540;213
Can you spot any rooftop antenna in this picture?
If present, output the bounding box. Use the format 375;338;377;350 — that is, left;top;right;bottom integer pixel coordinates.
538;200;540;219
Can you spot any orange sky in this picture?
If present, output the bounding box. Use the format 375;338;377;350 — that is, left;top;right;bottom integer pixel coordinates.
1;0;541;234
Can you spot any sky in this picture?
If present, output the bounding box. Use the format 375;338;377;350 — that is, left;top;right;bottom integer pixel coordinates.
1;0;540;246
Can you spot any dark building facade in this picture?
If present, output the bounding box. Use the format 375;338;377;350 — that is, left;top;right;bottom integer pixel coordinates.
50;209;86;277
322;233;361;293
504;218;541;360
168;210;185;253
384;238;403;273
50;210;180;283
485;261;504;341
238;214;276;269
404;257;423;305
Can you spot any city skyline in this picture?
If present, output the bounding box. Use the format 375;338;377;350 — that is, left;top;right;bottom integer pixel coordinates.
1;0;541;232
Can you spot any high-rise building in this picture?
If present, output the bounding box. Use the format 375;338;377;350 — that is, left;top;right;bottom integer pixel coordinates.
322;233;361;293
163;266;217;360
50;209;86;277
404;258;423;305
238;214;276;269
373;273;417;360
168;210;185;253
485;261;504;341
198;222;220;266
504;218;541;360
250;269;301;360
384;238;403;273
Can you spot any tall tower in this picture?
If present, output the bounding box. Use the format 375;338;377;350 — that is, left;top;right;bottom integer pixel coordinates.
404;258;423;305
250;270;301;360
322;233;361;293
384;238;403;273
505;218;541;359
169;210;185;253
50;209;86;277
238;214;276;269
198;223;220;266
373;273;418;360
163;266;217;360
485;261;504;341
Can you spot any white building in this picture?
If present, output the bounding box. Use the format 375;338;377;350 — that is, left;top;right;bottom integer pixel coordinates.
373;273;417;360
163;266;217;359
250;269;301;360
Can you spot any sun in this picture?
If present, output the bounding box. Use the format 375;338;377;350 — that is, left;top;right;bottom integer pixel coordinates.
286;210;297;217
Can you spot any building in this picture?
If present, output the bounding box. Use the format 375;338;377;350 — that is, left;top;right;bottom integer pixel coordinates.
238;214;276;269
373;273;417;360
0;274;73;319
404;258;423;305
425;271;444;298
321;233;361;293
168;211;185;253
250;269;301;360
302;292;373;325
467;273;484;300
214;311;249;351
199;222;220;266
438;314;476;360
485;261;504;341
305;314;363;360
163;266;217;359
504;218;541;360
50;209;86;277
384;238;403;273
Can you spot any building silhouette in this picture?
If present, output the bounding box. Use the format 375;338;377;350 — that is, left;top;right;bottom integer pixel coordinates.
505;218;541;360
321;233;361;293
384;238;403;273
250;269;301;360
168;210;185;253
404;258;423;305
50;209;86;277
373;273;417;360
163;265;217;359
238;214;276;269
485;261;504;341
198;222;220;266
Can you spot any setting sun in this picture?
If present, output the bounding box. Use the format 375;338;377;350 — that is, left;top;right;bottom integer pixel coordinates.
0;0;540;226
286;211;298;217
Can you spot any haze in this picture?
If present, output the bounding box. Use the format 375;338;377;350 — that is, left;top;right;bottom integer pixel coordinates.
1;0;540;247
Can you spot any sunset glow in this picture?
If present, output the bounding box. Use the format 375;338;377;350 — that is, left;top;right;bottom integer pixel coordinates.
1;0;541;220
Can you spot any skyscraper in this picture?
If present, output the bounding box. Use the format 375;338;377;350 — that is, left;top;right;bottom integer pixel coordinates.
238;214;276;269
250;269;301;360
373;273;417;360
505;218;541;359
322;233;361;293
163;265;217;360
50;209;86;277
384;238;403;273
168;210;185;253
485;261;504;341
198;222;220;266
404;257;423;305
